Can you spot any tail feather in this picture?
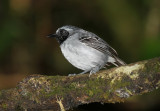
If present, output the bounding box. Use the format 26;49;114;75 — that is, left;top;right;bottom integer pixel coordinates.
106;56;126;67
113;56;126;66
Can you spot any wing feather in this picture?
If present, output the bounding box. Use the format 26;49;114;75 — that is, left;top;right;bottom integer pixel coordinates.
79;36;126;66
79;36;118;57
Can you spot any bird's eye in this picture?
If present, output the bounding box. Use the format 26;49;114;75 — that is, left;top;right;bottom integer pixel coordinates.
59;29;69;37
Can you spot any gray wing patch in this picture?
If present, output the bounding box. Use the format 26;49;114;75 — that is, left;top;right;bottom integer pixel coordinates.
79;36;118;56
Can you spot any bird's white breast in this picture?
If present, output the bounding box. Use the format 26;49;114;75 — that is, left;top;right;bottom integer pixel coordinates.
60;37;108;70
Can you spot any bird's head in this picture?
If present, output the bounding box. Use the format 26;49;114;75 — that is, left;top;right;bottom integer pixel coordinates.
47;25;80;44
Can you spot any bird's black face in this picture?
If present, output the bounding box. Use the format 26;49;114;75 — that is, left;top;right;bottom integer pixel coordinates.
47;29;69;44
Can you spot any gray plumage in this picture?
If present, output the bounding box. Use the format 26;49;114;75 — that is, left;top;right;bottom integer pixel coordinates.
47;25;126;76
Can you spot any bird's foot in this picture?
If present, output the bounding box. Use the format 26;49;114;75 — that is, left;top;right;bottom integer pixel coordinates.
68;67;100;77
68;70;90;76
68;73;76;76
89;67;100;77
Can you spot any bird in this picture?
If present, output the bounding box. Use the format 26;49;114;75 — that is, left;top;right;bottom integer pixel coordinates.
47;25;126;76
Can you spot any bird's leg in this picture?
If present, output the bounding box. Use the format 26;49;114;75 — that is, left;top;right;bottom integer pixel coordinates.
89;66;101;76
68;66;101;77
68;73;76;76
68;70;90;76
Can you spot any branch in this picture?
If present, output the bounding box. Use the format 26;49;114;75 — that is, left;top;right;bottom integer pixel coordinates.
0;57;160;111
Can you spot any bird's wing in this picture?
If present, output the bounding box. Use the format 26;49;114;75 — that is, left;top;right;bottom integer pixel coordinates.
79;36;118;56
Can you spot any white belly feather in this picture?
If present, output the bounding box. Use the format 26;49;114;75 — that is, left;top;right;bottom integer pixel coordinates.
60;39;108;70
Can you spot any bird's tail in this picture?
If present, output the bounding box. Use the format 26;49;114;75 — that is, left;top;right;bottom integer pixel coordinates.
112;56;126;67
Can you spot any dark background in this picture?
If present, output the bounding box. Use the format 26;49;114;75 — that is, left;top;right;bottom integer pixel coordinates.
0;0;160;110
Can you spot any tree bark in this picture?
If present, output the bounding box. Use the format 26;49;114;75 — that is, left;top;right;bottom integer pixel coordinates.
0;57;160;111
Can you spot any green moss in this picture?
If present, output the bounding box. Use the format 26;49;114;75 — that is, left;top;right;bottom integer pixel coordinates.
82;77;107;98
155;61;160;72
2;103;7;109
25;91;32;98
26;92;41;104
44;76;109;98
36;73;132;101
111;77;130;90
46;74;127;99
22;90;40;104
38;76;64;97
39;89;46;95
48;76;64;84
145;59;160;75
45;83;74;97
88;90;94;96
103;92;109;99
69;82;78;89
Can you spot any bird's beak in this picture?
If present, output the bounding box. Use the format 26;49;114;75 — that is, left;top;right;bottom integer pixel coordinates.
47;34;59;38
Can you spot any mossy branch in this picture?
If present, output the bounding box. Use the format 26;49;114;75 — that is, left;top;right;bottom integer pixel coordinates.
0;57;160;111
